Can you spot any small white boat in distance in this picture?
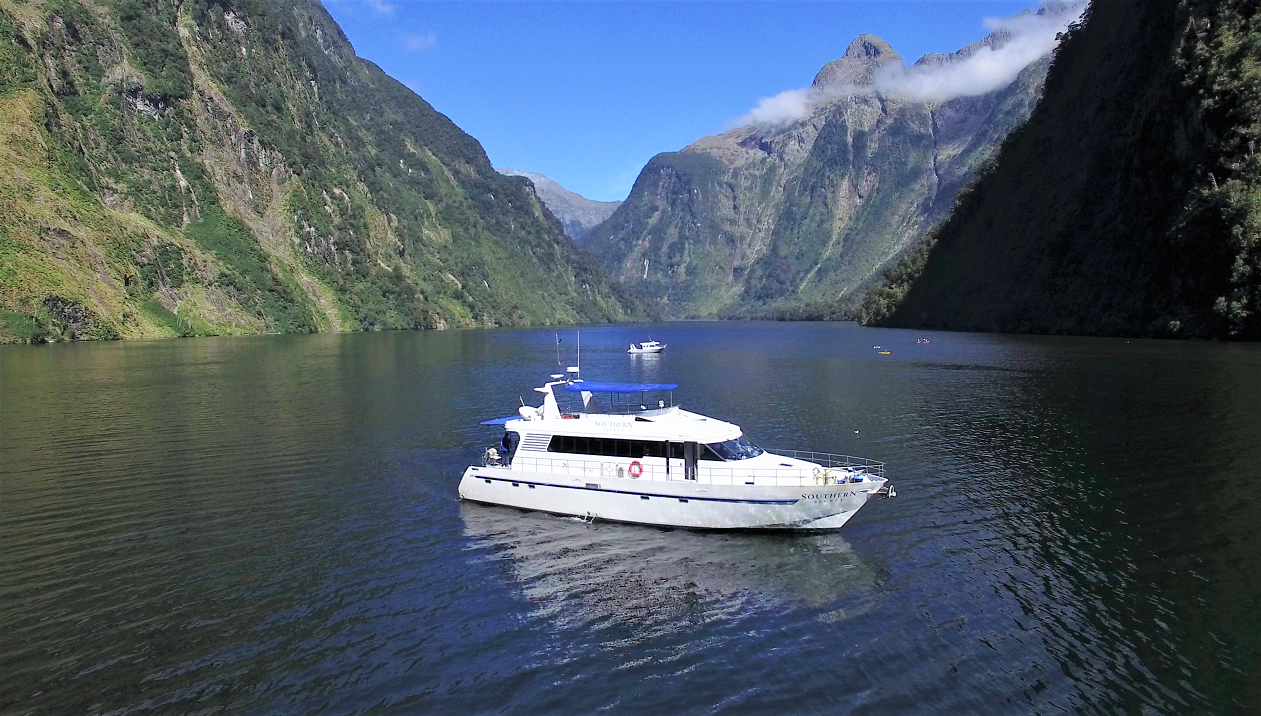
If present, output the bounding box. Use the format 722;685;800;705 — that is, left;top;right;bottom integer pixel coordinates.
459;369;895;530
628;340;665;354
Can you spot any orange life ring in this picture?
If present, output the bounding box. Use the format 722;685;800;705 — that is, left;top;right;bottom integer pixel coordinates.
628;460;644;478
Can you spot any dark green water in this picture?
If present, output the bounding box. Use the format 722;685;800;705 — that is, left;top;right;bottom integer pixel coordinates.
2;322;1259;714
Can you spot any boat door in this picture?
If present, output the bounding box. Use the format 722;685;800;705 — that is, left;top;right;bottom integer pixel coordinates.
662;441;685;480
683;441;699;481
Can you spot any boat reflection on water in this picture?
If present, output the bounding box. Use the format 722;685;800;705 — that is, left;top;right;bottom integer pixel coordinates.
460;502;887;635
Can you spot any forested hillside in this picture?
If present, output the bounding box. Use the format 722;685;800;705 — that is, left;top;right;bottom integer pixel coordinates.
865;0;1261;340
0;0;641;343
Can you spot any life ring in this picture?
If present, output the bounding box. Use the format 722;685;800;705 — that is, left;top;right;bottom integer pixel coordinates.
628;460;644;478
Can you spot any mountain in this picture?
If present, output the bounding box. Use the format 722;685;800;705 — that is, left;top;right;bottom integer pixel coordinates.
863;0;1261;340
0;0;641;343
583;5;1077;319
496;169;620;241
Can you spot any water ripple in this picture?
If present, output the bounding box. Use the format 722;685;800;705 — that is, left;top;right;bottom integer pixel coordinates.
2;326;1259;714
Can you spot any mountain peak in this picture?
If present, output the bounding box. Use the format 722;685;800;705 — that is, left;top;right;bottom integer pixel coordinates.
812;34;903;89
496;169;620;242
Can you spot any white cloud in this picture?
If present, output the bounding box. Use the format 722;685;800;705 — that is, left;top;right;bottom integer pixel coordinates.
734;84;869;129
405;32;437;52
739;88;819;128
364;0;394;16
735;2;1084;129
875;3;1085;102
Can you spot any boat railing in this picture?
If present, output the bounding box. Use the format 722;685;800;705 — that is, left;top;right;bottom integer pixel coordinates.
504;451;883;487
765;450;885;479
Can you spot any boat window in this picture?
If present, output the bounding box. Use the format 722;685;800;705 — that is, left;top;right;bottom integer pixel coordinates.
705;437;765;461
547;435;648;459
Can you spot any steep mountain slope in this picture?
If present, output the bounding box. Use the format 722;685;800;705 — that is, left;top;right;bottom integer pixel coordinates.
0;0;640;343
865;0;1261;340
496;168;620;241
584;9;1068;318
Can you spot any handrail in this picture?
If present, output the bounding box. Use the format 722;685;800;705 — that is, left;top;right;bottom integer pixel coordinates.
764;449;885;479
483;447;884;487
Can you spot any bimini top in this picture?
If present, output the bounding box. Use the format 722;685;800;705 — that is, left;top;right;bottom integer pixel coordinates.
562;381;678;394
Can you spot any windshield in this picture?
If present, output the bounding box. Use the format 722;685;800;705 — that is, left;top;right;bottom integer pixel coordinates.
706;436;764;461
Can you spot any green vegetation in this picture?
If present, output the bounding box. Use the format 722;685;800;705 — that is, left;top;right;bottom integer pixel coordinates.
184;208;316;333
859;225;939;326
719;296;861;322
866;0;1261;340
0;12;36;96
138;298;204;337
1;309;50;343
0;0;641;344
115;0;193;100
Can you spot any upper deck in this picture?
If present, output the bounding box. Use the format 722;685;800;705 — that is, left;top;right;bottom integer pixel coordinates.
482;378;744;443
499;408;742;443
477;374;885;488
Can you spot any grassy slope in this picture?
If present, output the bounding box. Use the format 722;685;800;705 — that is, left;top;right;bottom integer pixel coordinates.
867;0;1261;340
0;0;640;343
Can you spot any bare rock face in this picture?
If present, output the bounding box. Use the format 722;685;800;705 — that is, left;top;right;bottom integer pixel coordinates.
812;34;902;89
585;22;1058;318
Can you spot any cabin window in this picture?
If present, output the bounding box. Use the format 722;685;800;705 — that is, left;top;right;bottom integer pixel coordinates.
548;435;662;459
704;436;765;461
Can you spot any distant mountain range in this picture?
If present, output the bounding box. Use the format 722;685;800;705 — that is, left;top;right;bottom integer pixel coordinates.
583;4;1078;318
496;169;620;241
864;0;1261;340
0;0;641;343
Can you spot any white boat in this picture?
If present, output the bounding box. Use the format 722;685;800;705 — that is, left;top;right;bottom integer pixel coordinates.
458;368;895;530
628;340;665;354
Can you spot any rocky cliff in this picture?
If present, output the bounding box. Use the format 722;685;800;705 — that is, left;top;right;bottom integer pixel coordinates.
864;0;1261;340
0;0;641;343
496;169;620;241
584;8;1073;318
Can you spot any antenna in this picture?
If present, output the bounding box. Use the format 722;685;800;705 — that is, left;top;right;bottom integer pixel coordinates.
577;330;581;375
555;333;562;366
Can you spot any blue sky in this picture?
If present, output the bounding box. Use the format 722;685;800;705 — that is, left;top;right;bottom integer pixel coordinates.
322;1;1045;201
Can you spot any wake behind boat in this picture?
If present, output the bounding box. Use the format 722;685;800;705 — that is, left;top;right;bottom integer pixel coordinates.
458;368;895;530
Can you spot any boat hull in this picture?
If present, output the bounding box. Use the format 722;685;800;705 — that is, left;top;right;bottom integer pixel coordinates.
458;466;883;530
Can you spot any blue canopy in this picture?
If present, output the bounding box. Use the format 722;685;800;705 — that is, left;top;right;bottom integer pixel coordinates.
563;381;678;393
479;416;518;425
